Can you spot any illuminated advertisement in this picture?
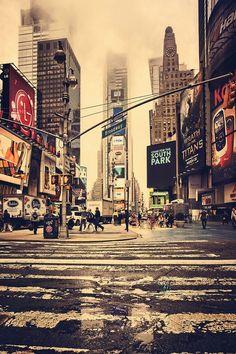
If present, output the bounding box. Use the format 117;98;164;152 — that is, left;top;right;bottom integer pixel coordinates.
1;63;35;135
114;178;125;188
113;165;125;179
179;73;205;173
39;151;56;195
147;141;176;189
111;89;124;102
211;73;236;184
0;127;31;185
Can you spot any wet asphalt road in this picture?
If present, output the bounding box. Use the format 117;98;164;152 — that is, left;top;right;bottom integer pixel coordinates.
0;222;236;353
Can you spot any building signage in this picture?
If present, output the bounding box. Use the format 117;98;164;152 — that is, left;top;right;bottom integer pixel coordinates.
1;63;56;155
1;63;35;134
102;119;126;139
147;141;176;190
179;73;205;174
224;182;236;203
0;127;31;185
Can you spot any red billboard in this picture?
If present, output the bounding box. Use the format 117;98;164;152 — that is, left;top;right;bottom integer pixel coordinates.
1;64;35;136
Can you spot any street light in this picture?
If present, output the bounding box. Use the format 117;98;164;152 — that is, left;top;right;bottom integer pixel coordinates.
54;41;78;238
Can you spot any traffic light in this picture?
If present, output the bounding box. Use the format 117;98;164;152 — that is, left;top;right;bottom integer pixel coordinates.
51;174;59;185
227;81;236;108
63;174;73;186
70;162;76;175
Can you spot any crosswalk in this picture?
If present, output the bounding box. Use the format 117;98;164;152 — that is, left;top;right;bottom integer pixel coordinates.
0;239;235;353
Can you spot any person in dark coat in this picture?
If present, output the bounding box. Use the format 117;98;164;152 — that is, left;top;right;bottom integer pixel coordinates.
94;207;104;232
31;209;40;235
199;210;208;229
125;209;129;232
3;210;12;232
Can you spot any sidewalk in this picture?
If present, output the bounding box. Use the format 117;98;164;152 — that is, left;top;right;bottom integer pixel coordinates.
0;223;139;243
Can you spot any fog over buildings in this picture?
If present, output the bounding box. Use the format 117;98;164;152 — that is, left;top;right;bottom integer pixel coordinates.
0;0;198;202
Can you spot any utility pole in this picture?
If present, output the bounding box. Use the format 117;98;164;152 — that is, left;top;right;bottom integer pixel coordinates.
54;41;78;238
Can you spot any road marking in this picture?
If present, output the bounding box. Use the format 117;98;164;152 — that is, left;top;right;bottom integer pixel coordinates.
0;258;235;265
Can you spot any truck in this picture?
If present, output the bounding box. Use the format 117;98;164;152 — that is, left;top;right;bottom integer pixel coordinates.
87;198;113;223
1;195;46;229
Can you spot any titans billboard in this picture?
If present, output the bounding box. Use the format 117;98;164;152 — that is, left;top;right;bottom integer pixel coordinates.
179;73;205;174
147;141;176;190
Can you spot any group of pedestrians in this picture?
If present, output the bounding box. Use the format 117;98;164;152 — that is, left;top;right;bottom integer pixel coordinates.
147;212;174;229
79;207;104;232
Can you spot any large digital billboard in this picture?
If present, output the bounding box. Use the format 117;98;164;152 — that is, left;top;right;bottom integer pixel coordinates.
0;127;31;185
147;141;176;190
211;73;236;184
179;73;205;174
1;64;35;135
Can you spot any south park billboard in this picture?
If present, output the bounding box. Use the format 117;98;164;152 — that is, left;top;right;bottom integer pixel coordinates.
147;141;176;190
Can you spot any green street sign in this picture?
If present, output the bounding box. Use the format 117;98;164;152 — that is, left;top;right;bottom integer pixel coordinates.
102;119;126;139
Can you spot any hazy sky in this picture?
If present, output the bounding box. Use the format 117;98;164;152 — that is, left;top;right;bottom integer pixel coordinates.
0;0;199;203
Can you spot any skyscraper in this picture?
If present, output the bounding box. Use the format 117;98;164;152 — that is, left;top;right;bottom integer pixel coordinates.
18;0;70;87
102;53;133;210
18;1;81;162
149;27;194;144
37;38;81;160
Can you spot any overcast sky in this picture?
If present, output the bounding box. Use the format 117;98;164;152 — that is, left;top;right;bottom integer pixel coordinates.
0;0;199;204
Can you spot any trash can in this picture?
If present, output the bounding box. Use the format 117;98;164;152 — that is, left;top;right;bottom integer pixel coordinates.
43;213;59;239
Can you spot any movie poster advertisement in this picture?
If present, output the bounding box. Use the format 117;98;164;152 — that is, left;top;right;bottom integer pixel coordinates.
0;127;31;185
39;151;56;195
179;73;205;174
211;72;236;184
147;141;176;190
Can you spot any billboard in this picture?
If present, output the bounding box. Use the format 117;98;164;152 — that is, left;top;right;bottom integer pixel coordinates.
113;165;125;179
211;73;236;184
111;89;124;102
1;64;35;135
147;141;176;190
0;127;31;185
39;151;56;195
114;188;125;201
179;73;205;173
224;182;236;203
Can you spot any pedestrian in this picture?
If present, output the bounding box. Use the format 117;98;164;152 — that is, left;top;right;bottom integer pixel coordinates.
79;207;87;232
94;207;104;232
199;209;208;229
113;210;118;225
231;207;236;227
31;209;40;235
137;212;142;227
118;210;122;225
167;213;174;228
3;210;12;232
86;209;95;231
222;211;229;225
125;209;129;232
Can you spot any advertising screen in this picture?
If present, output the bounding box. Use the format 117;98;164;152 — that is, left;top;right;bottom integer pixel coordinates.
113;165;125;179
179;73;205;174
147;141;176;189
0;127;31;185
211;73;236;184
1;64;35;135
224;182;236;203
